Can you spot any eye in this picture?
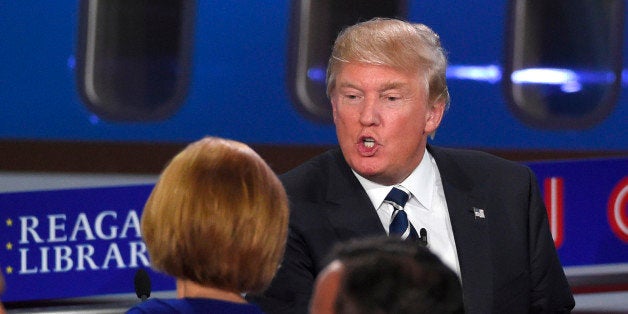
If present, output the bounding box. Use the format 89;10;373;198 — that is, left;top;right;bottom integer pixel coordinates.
342;93;362;102
382;94;403;103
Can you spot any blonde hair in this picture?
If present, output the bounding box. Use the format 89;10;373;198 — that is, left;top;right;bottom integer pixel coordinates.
327;18;450;108
141;137;289;293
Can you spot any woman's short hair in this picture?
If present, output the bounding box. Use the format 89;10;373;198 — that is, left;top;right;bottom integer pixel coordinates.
141;136;289;293
326;17;450;108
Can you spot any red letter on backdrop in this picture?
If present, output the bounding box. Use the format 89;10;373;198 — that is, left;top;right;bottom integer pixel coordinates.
544;177;564;248
608;177;628;243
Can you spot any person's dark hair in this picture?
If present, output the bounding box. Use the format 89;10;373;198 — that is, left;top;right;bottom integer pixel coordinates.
328;236;464;314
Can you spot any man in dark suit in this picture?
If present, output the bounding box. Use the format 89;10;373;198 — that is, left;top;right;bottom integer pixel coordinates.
247;18;574;313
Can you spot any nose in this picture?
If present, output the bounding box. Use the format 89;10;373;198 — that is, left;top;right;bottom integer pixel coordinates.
359;96;380;126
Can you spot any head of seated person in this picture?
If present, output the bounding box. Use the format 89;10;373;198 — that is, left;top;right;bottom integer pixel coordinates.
0;270;5;314
132;136;289;312
310;236;464;314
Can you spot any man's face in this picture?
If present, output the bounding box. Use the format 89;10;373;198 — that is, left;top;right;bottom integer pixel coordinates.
331;63;444;185
310;261;344;314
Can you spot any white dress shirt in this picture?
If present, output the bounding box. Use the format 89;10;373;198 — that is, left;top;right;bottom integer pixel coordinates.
353;149;461;276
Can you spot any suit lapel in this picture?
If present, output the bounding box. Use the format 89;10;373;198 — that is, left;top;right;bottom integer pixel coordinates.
429;146;493;313
323;150;386;239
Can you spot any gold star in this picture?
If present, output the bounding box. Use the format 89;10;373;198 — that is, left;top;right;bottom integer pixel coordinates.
5;242;12;250
6;266;13;274
6;218;12;227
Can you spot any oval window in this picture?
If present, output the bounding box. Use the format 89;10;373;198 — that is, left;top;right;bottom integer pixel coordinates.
76;0;195;121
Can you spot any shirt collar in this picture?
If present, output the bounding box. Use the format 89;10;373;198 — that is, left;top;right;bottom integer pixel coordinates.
353;149;435;210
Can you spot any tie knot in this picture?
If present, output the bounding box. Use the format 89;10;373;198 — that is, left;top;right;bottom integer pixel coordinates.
384;186;410;208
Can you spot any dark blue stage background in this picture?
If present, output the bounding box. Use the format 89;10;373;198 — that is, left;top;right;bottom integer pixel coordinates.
0;1;626;149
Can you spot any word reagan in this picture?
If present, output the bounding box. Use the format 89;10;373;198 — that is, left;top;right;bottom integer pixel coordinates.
19;210;142;243
17;210;150;274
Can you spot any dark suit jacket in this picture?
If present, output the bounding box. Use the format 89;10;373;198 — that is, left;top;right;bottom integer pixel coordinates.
247;146;575;314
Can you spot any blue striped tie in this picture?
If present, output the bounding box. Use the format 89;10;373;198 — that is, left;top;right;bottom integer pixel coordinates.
385;186;419;241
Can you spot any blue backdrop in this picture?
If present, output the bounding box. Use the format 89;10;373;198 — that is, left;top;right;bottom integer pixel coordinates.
0;1;626;149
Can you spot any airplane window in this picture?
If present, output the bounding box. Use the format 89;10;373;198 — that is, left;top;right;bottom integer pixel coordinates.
76;0;195;121
504;0;624;129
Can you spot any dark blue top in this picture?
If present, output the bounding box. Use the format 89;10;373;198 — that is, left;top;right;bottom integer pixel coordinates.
126;298;265;314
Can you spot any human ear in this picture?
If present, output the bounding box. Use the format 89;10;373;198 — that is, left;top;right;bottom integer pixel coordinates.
424;100;445;134
330;95;339;122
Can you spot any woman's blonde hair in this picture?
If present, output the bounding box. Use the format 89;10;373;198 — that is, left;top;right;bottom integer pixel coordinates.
141;136;289;293
327;18;450;108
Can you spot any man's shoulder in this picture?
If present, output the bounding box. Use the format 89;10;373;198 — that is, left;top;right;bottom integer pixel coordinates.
429;145;525;169
428;145;531;181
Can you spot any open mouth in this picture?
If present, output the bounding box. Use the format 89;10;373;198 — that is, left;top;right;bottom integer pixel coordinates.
362;137;375;148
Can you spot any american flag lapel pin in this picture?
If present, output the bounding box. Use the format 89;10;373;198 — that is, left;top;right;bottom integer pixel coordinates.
473;207;485;219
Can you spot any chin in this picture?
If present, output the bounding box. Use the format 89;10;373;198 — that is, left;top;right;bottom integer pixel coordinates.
352;163;383;179
347;153;385;176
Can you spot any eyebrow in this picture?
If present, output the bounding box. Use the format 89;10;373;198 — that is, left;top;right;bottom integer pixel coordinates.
337;82;360;90
378;81;408;93
336;81;408;92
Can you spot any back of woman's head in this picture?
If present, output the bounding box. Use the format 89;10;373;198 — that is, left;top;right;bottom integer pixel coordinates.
141;136;289;293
